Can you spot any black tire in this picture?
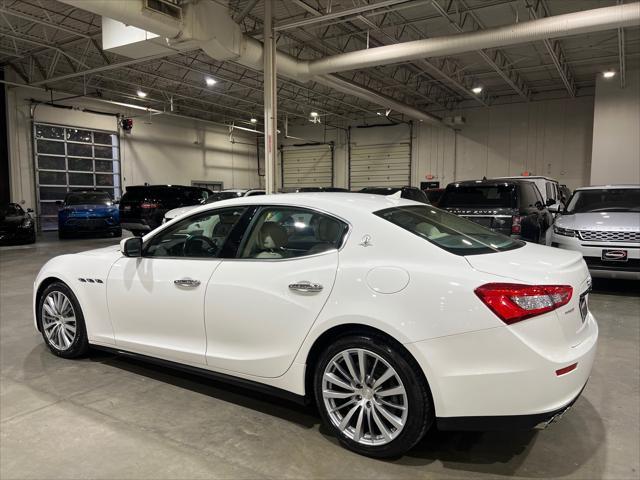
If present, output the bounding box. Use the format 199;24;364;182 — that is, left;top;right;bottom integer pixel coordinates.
131;230;144;237
58;231;69;240
313;333;433;458
37;282;89;359
113;228;122;238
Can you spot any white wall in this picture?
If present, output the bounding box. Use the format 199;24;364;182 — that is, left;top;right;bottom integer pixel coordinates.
591;68;640;186
413;97;595;190
6;86;261;210
286;96;595;191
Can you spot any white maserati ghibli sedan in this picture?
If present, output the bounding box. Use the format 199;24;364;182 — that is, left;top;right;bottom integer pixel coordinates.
34;193;598;458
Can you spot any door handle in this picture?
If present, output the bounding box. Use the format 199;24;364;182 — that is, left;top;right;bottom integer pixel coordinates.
289;281;323;293
174;278;201;288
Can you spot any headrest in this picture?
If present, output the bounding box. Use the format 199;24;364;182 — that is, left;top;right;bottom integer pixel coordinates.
258;222;288;249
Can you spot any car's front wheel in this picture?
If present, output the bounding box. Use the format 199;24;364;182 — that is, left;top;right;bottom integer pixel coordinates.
313;334;433;458
37;282;89;358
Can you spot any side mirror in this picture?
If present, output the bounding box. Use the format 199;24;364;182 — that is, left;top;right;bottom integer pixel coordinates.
535;201;544;210
546;198;556;206
120;237;142;257
548;203;562;214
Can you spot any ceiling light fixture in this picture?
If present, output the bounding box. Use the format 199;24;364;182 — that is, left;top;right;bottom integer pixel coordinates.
471;86;483;94
603;70;616;79
310;111;319;118
250;117;258;124
136;90;147;98
205;77;217;86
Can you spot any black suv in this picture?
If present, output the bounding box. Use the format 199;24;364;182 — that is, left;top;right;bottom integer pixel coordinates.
438;179;552;243
120;185;213;236
359;186;429;203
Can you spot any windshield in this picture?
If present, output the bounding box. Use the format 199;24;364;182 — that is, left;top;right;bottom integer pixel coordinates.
205;191;243;203
566;188;640;213
375;205;523;256
65;192;112;205
439;184;516;209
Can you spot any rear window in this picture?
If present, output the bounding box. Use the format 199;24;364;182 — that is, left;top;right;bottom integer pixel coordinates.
65;192;112;205
439;184;516;208
375;205;523;256
124;186;208;203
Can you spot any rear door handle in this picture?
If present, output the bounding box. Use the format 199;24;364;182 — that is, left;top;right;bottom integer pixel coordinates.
289;281;323;293
174;278;201;288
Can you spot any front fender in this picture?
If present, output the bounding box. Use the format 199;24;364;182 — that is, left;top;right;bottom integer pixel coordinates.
33;252;120;345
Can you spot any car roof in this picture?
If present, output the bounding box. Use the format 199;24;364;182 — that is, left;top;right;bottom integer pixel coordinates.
574;184;640;191
184;192;421;218
447;179;520;187
496;176;558;182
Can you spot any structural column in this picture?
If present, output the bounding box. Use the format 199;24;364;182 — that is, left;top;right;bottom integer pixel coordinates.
263;0;277;194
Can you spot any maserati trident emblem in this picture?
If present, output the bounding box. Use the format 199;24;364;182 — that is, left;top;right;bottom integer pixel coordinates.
359;235;373;247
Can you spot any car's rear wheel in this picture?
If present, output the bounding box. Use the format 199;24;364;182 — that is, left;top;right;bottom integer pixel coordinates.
38;282;89;358
313;334;432;458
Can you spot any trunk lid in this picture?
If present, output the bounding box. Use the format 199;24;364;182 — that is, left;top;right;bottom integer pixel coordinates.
466;243;592;348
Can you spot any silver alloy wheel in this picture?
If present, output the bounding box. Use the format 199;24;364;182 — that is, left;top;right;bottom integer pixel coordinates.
322;348;408;446
41;291;76;351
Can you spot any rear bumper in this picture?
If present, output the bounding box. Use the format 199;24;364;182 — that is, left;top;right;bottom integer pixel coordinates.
59;218;120;234
405;312;598;422
436;383;585;431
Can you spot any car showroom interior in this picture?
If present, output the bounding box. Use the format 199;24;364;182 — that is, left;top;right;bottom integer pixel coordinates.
0;1;639;479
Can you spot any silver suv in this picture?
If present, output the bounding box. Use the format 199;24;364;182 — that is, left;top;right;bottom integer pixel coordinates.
549;185;640;279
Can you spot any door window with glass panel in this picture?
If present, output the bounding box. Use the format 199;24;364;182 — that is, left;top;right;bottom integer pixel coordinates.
145;208;247;258
239;207;348;259
34;123;121;230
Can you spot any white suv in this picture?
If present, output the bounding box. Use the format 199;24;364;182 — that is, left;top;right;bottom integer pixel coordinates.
164;189;265;222
549;185;640;279
496;176;563;208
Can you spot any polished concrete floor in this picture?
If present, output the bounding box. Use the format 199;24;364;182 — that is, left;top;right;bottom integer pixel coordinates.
1;234;639;480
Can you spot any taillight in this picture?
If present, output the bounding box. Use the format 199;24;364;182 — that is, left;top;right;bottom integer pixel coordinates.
140;202;159;209
511;215;522;235
475;283;573;325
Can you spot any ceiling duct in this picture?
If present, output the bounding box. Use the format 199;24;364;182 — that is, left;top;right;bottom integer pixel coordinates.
58;0;640;125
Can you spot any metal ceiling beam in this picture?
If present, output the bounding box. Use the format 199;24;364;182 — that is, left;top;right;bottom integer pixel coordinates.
235;0;260;24
524;0;576;97
0;6;94;39
276;0;419;31
30;51;183;86
618;0;627;88
354;11;487;106
430;0;530;100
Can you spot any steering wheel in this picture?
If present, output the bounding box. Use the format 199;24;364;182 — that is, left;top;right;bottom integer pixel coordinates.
183;234;218;257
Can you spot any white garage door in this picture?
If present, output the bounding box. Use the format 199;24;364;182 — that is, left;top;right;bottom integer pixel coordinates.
349;142;411;189
281;144;333;190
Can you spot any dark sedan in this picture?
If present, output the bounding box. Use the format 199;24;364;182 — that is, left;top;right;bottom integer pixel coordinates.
0;203;36;245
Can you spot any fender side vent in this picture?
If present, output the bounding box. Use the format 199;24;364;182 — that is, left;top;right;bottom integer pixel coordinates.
144;0;182;21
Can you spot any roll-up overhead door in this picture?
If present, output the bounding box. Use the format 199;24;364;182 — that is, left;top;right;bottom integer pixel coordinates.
281;143;333;191
349;124;411;189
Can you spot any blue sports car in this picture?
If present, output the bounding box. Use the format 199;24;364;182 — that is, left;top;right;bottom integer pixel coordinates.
57;191;121;239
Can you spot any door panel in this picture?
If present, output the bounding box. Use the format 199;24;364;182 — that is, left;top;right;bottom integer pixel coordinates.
204;251;339;378
107;257;220;364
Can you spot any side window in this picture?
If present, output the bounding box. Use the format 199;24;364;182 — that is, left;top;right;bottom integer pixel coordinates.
239;207;348;259
533;184;544;203
145;208;247;258
545;183;554;201
520;183;538;207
